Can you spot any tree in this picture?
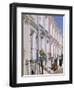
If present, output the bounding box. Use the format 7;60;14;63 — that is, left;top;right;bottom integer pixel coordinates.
39;49;46;74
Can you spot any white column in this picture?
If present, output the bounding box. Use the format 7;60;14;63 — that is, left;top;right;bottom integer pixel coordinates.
32;32;36;60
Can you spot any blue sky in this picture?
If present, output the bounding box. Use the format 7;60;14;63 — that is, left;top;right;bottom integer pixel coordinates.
53;16;63;33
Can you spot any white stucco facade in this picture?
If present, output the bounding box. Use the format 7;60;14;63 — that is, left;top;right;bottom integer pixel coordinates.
22;14;63;75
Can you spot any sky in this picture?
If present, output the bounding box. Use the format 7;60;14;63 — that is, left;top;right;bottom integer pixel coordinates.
53;16;63;33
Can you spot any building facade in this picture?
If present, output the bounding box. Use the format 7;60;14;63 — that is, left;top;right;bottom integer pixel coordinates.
22;14;63;75
48;16;63;72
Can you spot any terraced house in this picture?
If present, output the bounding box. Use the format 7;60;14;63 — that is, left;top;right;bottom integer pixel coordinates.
22;14;63;75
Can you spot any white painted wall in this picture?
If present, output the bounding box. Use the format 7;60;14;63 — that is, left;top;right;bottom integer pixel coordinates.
0;0;74;89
